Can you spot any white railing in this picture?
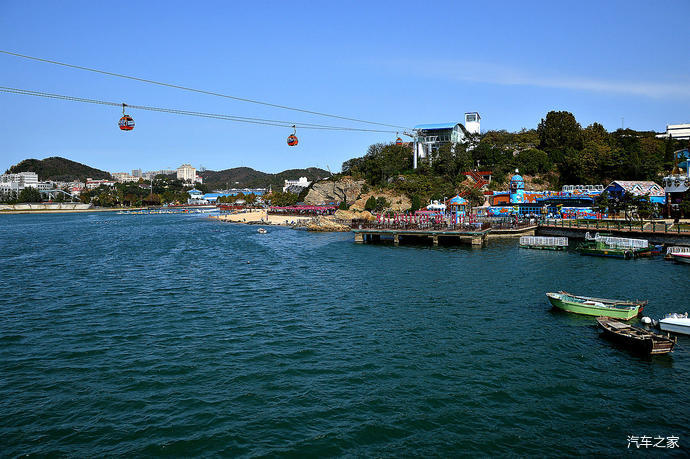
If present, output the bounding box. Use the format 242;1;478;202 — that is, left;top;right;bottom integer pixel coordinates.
666;246;690;255
520;236;568;247
585;232;648;248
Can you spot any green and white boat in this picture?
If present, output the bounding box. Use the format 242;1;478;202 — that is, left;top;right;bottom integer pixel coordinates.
546;291;645;320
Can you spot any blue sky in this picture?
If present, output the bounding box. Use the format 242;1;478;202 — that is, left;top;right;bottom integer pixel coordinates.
1;0;688;175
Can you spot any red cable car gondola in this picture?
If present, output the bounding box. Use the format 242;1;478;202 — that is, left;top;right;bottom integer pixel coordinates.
287;125;298;146
395;137;402;145
118;103;135;131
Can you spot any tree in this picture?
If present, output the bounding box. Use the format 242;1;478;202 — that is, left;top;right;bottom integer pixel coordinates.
593;191;611;215
460;186;485;208
514;148;551;175
364;196;377;211
18;187;42;203
537;111;583;163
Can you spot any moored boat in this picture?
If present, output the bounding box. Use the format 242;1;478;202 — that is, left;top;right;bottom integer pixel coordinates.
546;291;645;320
659;313;690;335
596;317;676;355
257;227;267;234
576;232;648;259
671;253;690;264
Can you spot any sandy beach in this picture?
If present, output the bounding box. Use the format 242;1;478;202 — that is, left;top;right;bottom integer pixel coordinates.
210;210;315;226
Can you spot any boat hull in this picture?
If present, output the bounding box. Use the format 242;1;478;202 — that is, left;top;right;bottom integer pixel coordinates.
597;317;676;355
519;244;566;251
578;247;632;259
671;254;690;264
659;319;690;336
546;293;641;320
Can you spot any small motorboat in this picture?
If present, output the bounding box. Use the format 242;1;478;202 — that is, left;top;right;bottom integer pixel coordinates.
257;228;267;234
596;317;676;355
659;312;690;336
546;291;645;320
671;252;690;264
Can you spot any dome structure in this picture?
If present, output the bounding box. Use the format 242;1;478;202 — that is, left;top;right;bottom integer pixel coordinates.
509;169;525;203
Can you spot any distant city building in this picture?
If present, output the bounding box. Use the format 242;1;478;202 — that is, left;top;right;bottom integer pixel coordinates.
0;172;39;194
412;113;479;169
85;178;116;189
132;169;142;177
112;172;140;183
189;187;268;204
656;123;690;140
177;164;197;183
283;176;311;193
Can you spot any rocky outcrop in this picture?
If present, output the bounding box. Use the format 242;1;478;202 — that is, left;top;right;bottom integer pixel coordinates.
350;190;411;212
334;209;376;221
305;216;350;232
303;176;365;205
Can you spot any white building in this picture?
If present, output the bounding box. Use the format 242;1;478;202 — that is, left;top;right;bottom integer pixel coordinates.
283;176;311;193
177;164;197;182
464;112;481;135
85;178;116;189
112;172;141;183
0;172;39;193
412;113;480;169
656;123;690;140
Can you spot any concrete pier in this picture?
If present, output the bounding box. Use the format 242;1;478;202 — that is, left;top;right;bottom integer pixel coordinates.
352;228;490;246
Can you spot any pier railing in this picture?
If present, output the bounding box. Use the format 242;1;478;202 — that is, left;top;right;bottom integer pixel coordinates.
540;219;690;234
351;219;491;232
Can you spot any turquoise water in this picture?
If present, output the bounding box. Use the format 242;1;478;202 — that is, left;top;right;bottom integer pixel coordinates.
1;213;688;456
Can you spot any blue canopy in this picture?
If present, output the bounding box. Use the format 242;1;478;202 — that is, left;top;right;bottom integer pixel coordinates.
448;195;467;205
414;123;459;130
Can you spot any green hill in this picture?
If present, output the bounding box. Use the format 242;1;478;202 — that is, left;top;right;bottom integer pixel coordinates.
6;157;112;182
200;167;329;189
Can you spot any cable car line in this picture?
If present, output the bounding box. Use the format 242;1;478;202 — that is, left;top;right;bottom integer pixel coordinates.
0;50;412;130
0;86;400;133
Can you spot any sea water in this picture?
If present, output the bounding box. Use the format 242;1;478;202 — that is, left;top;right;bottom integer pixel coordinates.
1;213;688;456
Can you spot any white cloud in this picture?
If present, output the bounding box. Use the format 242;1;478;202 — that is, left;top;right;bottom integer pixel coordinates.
384;59;690;99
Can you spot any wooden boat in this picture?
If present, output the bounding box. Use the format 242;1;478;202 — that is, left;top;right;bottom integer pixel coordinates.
546;291;645;320
659;313;690;335
596;317;676;355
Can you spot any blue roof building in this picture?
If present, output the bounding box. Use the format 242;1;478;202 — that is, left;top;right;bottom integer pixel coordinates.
412;113;480;169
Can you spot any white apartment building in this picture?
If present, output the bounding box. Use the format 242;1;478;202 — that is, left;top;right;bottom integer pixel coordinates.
177;164;197;182
0;172;39;193
112;172;141;183
656;123;690;140
85;178;116;189
283;176;311;193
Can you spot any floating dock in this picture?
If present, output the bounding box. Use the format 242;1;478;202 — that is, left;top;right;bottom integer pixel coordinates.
519;236;568;250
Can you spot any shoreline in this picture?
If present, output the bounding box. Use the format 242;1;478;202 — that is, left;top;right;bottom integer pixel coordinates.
210;210;314;227
0;207;145;215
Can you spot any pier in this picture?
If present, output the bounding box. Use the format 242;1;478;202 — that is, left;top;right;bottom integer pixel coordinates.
351;221;536;246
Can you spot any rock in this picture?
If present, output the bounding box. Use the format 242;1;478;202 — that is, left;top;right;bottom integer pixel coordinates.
305;216;350;232
303;176;365;205
334;209;376;221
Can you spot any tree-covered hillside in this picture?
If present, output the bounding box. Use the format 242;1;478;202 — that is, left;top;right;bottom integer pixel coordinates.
6;157;112;181
341;111;687;207
200;167;329;189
